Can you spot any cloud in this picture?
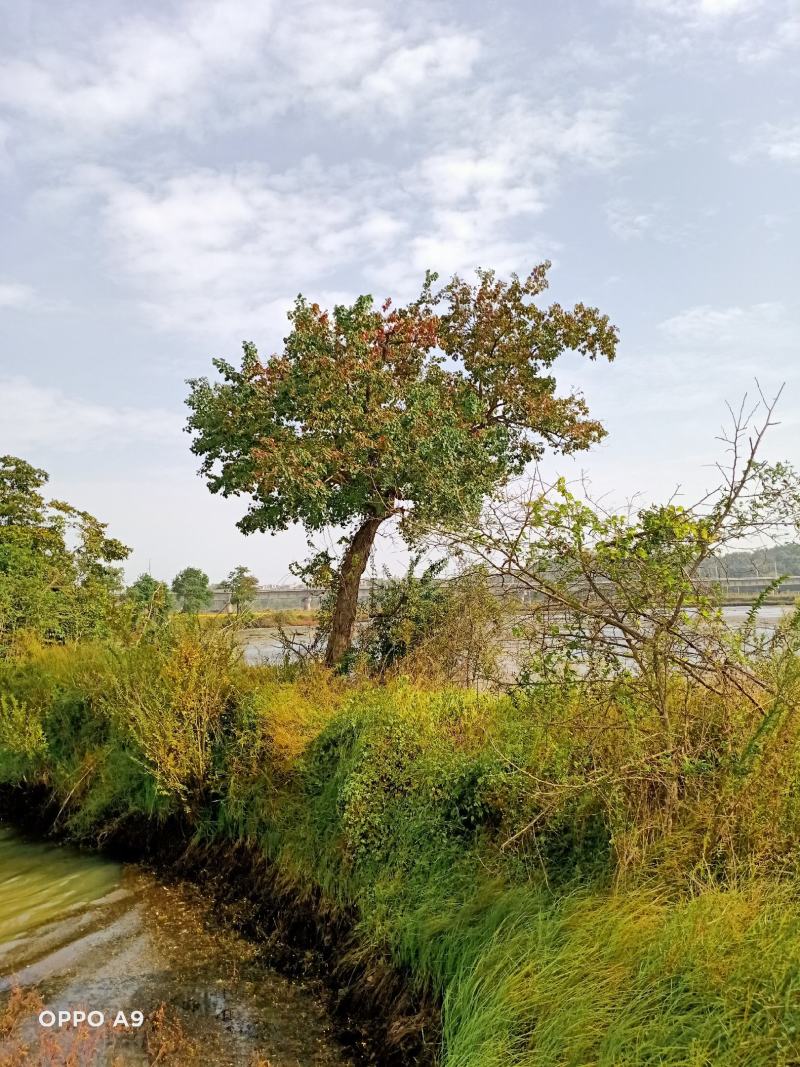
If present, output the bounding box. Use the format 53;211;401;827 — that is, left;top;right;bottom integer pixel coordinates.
657;301;796;348
736;11;800;61
65;162;406;336
0;0;481;155
317;32;481;118
397;91;627;279
604;197;716;245
0;377;179;453
0;2;274;142
696;0;760;13
748;122;800;163
627;0;785;61
562;302;799;434
47;84;626;338
1;1;629;343
0;281;36;309
605;198;659;240
636;0;762;18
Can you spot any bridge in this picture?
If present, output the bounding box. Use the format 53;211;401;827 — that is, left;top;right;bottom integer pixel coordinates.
208;579;383;613
208;574;800;613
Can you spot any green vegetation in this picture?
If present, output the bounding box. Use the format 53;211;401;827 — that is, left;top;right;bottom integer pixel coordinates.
199;608;318;628
3;608;800;1064
185;263;618;665
126;572;175;622
221;565;260;614
360;560;508;684
171;566;212;613
4;321;800;1062
0;455;129;652
701;542;800;578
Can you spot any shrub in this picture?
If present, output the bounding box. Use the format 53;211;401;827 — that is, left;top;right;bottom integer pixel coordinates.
360;562;510;685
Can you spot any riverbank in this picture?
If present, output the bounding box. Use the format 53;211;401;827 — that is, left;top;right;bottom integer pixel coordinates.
200;609;320;628
3;627;800;1064
0;821;353;1067
0;787;435;1066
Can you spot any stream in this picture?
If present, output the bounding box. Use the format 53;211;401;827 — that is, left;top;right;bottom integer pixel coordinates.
0;824;350;1066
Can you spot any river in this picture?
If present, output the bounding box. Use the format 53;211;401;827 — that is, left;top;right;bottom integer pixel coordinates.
0;825;350;1066
239;605;797;667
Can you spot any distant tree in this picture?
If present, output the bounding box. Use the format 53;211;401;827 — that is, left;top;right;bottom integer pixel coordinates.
0;454;48;526
700;543;800;578
127;573;174;622
221;565;259;615
171;566;212;613
0;454;129;648
186;263;618;665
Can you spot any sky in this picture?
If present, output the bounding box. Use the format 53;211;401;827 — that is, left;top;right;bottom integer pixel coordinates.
0;0;798;584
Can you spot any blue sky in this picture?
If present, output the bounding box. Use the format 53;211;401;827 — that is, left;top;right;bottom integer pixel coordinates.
1;0;798;583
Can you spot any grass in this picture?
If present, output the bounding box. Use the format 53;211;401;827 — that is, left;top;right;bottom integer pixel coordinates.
3;625;800;1064
198;608;319;627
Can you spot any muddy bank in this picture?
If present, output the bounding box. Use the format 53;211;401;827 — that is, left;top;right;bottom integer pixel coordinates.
0;786;439;1067
0;824;349;1066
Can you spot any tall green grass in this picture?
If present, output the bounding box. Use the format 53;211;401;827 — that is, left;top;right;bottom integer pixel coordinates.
2;628;800;1064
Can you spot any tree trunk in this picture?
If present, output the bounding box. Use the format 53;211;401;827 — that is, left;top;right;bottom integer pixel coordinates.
325;514;385;667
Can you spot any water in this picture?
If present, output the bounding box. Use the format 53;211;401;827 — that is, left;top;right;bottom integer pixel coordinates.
717;604;792;632
240;627;315;665
240;606;797;668
0;825;350;1065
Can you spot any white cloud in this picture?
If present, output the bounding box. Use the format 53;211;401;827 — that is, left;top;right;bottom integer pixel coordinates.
0;282;36;309
68;162;407;335
737;12;800;61
0;2;275;141
0;0;481;154
332;33;481;117
564;302;799;434
0;2;628;343
697;0;760;13
749;122;800;163
606;196;711;244
657;302;795;347
625;0;800;75
606;198;658;239
0;377;179;453
398;92;627;279
45;83;626;338
636;0;762;18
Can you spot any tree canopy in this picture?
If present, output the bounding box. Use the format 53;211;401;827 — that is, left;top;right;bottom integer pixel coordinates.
171;566;212;613
221;566;259;614
126;573;174;622
186;263;618;663
0;455;129;649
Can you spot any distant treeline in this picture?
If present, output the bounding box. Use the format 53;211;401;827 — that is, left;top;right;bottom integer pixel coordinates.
700;542;800;577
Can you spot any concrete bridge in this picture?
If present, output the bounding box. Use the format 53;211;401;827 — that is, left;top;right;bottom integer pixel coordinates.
208;580;382;613
208;574;800;613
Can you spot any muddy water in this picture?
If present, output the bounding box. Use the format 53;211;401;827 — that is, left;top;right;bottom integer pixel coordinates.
0;825;350;1065
240;607;795;665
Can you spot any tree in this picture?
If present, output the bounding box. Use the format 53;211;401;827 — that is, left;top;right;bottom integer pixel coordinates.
127;573;174;622
432;391;800;854
0;454;48;527
435;390;800;728
221;565;259;614
186;263;618;665
699;542;800;578
0;455;130;648
171;566;212;613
